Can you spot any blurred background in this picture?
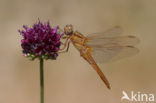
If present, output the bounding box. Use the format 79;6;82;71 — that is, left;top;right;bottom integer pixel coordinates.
0;0;156;103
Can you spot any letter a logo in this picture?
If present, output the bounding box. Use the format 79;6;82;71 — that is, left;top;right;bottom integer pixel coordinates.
121;91;131;101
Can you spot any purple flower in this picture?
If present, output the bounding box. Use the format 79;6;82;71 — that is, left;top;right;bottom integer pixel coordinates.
19;21;63;60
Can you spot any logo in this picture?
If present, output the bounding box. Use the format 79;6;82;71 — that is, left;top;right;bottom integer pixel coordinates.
121;91;154;102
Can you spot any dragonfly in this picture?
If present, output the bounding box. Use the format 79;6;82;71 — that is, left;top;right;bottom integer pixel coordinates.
59;25;139;89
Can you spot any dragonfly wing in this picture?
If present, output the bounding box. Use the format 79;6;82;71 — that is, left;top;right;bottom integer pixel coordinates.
87;26;123;39
87;35;140;46
90;46;139;63
86;33;139;63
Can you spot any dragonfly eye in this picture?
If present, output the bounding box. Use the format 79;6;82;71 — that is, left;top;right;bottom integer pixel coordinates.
64;24;73;35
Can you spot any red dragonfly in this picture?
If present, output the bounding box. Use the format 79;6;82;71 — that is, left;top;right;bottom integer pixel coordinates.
59;25;139;89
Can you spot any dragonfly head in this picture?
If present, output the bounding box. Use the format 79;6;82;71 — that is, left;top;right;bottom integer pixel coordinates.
64;24;73;35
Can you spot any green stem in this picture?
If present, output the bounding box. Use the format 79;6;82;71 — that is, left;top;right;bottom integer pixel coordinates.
40;58;44;103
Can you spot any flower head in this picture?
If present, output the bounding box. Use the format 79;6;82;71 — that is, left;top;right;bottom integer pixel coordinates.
19;21;63;60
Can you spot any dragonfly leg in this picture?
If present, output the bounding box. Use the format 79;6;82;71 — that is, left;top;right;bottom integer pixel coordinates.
66;41;70;52
61;35;69;39
59;36;70;51
58;41;71;53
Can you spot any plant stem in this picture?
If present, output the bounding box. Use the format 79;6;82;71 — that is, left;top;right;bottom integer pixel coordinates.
40;58;44;103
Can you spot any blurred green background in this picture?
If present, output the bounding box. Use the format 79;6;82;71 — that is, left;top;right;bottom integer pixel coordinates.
0;0;156;103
